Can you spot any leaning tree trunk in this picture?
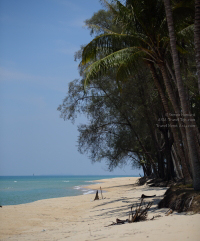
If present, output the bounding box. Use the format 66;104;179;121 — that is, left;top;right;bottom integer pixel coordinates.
171;144;183;179
195;0;200;94
148;62;192;183
163;0;200;190
157;62;191;174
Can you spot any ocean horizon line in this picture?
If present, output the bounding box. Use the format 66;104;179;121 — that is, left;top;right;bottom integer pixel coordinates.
0;174;139;177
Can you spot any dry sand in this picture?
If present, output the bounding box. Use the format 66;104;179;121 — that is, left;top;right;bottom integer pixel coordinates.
0;177;200;241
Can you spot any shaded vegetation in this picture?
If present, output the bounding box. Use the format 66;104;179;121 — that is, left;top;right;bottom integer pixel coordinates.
58;0;200;190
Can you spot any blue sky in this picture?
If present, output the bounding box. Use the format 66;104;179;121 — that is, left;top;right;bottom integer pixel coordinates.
0;0;140;176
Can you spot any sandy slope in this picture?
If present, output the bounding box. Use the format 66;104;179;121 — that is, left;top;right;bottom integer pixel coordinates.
0;177;199;241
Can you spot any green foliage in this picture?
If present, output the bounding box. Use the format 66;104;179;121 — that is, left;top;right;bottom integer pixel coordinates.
58;0;200;179
84;8;121;36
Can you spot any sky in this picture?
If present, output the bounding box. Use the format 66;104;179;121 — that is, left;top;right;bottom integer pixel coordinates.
0;0;140;176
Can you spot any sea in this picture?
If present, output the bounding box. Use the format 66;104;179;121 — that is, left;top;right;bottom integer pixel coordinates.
0;175;136;206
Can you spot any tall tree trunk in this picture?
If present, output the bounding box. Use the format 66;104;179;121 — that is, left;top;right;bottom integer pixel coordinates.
195;0;200;94
139;84;165;178
131;128;159;177
171;144;183;179
163;0;200;190
148;62;192;183
163;129;175;180
158;62;191;175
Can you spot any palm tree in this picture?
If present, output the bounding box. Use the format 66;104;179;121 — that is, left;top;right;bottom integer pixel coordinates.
82;0;199;183
163;0;200;190
148;61;192;182
194;0;200;94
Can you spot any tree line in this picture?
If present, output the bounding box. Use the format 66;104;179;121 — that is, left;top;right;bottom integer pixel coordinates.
58;0;200;190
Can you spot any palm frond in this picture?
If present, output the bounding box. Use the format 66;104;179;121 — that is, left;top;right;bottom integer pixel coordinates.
84;47;141;87
116;51;145;82
100;0;119;15
84;23;119;35
177;23;194;36
82;33;147;65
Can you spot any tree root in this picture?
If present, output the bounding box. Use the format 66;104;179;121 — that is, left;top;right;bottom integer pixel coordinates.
165;196;194;215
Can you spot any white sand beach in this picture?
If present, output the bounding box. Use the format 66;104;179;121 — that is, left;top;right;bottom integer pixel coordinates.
0;177;200;241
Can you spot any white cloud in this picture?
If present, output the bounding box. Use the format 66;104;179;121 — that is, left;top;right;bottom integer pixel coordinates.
58;18;85;28
58;48;78;55
0;66;33;82
0;66;69;93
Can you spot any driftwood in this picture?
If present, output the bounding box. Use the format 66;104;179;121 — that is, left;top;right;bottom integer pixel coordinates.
94;187;104;200
106;198;152;226
100;186;103;199
141;194;156;199
150;215;162;220
105;219;129;227
129;199;152;222
94;190;99;200
116;218;129;224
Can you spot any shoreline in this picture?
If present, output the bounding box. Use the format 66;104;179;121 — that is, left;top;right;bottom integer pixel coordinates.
0;177;200;241
0;175;136;206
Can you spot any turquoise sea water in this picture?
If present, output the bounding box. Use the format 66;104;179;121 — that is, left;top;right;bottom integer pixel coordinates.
0;175;136;206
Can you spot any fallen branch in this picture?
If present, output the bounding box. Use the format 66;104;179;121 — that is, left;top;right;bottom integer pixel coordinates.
107;199;153;226
141;194;156;199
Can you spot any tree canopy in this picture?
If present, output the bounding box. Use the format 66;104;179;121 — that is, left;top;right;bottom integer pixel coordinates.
58;0;200;190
